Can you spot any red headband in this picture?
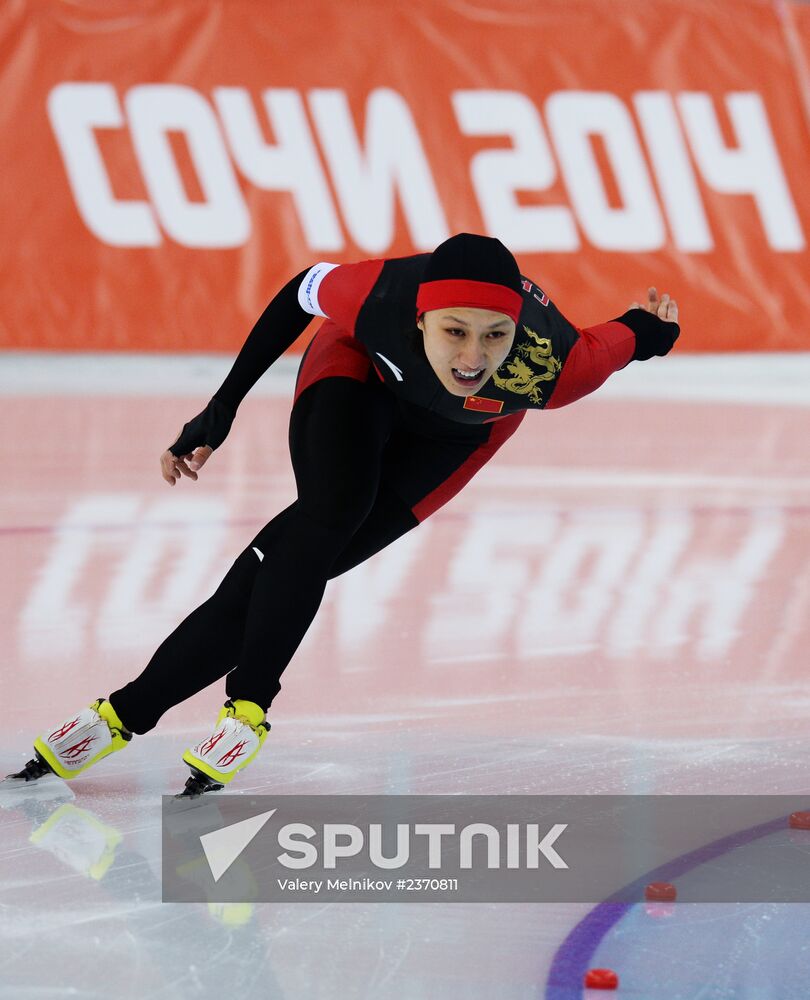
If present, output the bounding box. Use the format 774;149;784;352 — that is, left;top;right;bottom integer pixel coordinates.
416;279;523;324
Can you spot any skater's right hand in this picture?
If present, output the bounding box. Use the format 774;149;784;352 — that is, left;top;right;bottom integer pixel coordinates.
161;397;234;485
161;444;213;486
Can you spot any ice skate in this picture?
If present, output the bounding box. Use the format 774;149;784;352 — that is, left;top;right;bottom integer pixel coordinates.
178;699;270;798
5;698;132;783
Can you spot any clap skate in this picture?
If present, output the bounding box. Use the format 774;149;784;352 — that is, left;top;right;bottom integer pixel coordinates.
5;698;132;783
177;699;270;799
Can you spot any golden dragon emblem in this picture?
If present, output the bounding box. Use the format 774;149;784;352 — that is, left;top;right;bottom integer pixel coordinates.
492;326;561;405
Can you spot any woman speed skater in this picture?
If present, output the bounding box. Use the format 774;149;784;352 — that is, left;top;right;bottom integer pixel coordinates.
8;233;679;797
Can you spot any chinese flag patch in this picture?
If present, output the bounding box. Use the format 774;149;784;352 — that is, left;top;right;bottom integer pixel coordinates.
463;395;504;414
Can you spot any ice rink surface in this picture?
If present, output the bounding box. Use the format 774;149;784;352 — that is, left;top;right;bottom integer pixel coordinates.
1;352;809;999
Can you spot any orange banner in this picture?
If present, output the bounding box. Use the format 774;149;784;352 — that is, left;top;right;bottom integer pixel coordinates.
1;0;810;352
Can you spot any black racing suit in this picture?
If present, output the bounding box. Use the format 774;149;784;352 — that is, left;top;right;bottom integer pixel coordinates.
110;256;678;731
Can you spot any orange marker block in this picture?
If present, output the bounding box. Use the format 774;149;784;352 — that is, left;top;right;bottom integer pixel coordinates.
584;968;619;990
645;881;677;902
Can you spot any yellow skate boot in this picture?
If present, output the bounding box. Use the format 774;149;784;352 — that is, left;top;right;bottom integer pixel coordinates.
179;699;270;798
18;699;132;781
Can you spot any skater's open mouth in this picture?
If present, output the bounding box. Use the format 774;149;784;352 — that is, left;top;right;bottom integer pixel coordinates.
451;367;485;389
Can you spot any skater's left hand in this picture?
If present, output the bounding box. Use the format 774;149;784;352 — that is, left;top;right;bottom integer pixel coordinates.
628;287;678;324
160;443;213;486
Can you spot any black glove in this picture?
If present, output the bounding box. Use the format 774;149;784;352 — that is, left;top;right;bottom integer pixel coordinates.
614;308;680;361
168;397;235;457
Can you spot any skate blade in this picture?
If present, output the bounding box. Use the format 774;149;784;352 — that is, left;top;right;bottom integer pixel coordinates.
2;772;57;785
3;755;58;784
174;769;224;802
170;789;224;813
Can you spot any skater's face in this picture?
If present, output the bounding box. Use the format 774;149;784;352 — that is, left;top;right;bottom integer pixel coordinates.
418;307;516;396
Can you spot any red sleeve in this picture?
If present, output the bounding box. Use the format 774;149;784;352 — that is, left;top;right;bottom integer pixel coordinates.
297;259;385;334
546;321;635;409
